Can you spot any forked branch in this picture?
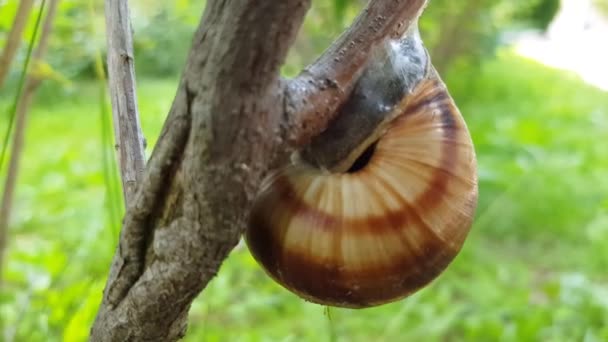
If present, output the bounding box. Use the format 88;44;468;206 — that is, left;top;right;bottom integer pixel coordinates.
92;1;429;340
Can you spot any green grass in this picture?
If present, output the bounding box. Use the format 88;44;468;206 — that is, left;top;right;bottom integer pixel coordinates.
1;51;607;341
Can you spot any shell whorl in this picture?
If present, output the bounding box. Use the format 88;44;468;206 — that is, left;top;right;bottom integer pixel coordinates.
246;77;478;308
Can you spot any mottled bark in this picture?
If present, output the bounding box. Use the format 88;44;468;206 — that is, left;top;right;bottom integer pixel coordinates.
105;0;146;204
91;1;428;340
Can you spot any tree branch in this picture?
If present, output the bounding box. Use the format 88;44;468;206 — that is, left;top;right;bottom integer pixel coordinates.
105;0;146;204
282;0;428;147
91;0;430;340
91;1;311;340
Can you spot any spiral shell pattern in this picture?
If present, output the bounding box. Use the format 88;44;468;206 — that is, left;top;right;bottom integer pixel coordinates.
246;78;478;308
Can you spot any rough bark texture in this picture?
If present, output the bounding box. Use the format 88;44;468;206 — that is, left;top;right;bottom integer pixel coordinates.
0;0;34;87
91;1;428;340
105;0;146;204
0;0;60;280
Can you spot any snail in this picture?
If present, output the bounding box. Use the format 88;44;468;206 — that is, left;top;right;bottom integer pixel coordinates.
245;25;478;308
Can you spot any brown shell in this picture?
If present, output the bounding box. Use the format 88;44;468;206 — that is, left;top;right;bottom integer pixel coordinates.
245;78;478;308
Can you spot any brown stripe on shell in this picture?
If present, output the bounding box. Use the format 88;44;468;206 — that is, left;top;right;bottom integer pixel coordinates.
257;86;467;237
248;172;463;307
246;78;477;308
247;190;457;308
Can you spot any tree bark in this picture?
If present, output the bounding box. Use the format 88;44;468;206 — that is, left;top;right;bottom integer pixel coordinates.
0;0;35;87
105;0;146;204
91;1;428;340
0;0;60;281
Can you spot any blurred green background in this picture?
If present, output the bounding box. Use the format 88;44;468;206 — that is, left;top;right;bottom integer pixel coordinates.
1;0;607;341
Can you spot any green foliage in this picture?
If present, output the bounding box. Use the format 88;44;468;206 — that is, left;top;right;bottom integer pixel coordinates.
517;0;561;30
0;0;205;80
419;0;560;72
1;0;607;340
1;51;607;340
0;0;45;172
47;0;104;78
130;1;206;77
0;0;562;80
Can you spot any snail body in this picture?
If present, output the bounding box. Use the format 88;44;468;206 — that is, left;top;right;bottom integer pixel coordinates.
245;28;478;308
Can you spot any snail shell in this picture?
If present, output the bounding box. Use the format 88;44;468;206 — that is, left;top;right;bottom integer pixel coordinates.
245;76;478;308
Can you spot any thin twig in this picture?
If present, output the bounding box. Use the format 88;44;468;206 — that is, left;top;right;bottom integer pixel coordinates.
104;0;146;205
0;0;45;174
0;0;35;87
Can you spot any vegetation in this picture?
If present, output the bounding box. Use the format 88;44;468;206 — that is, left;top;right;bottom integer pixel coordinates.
1;0;607;341
1;50;606;341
